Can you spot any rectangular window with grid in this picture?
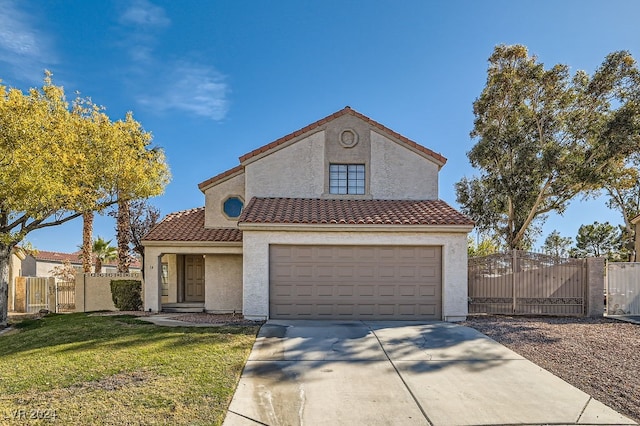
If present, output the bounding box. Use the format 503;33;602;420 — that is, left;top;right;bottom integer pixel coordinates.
329;164;365;194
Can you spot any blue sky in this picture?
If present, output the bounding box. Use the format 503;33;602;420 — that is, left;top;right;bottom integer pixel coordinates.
2;0;640;253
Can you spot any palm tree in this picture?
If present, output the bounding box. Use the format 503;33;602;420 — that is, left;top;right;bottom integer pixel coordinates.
93;236;117;273
81;211;94;273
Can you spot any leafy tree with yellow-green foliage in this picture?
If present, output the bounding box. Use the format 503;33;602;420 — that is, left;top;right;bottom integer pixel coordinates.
0;72;170;327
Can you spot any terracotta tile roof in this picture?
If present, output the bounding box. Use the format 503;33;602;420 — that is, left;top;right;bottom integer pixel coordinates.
32;250;141;268
143;207;242;242
197;164;244;191
33;251;84;264
238;106;447;165
238;198;474;226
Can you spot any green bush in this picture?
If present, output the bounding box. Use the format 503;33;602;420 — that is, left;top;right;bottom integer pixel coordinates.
110;280;143;311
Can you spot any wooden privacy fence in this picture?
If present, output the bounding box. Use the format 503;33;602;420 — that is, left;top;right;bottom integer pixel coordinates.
468;251;588;315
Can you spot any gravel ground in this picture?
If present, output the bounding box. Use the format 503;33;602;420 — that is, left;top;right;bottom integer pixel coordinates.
462;315;640;422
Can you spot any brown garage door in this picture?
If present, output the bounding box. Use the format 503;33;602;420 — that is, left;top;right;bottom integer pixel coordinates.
269;245;442;320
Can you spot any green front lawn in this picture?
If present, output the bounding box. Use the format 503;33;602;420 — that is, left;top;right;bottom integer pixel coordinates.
0;314;259;425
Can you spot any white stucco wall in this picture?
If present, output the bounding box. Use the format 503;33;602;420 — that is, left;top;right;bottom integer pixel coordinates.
241;229;469;321
370;131;439;200
244;131;325;200
204;173;246;228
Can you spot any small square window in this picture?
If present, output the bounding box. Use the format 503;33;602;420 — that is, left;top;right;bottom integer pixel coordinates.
329;164;365;195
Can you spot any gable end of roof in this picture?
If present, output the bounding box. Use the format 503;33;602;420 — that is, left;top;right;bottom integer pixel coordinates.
238;107;447;167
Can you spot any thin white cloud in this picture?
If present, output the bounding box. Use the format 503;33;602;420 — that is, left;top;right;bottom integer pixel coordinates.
117;0;170;64
137;63;230;121
115;2;229;121
119;0;171;28
0;0;56;83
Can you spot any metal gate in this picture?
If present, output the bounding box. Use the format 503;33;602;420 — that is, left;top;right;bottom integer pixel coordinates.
468;251;587;315
25;277;51;313
12;277;75;313
55;281;76;312
606;263;640;315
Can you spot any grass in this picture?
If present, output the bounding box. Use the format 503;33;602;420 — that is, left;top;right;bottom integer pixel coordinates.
0;313;260;425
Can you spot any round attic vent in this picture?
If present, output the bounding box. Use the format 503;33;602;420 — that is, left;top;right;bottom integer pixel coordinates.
339;128;358;148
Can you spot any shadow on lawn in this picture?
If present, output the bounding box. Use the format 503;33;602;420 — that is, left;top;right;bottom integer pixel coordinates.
0;313;260;357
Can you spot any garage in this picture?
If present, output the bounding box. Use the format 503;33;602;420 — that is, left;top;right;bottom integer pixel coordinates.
269;245;442;320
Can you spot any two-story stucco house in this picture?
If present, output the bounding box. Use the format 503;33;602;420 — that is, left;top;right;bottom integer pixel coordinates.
143;107;474;321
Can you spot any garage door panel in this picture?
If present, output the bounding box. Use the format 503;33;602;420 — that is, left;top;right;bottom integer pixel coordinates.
270;245;442;320
398;304;417;315
273;284;294;297
356;266;375;279
295;285;313;297
336;285;353;296
337;265;354;277
399;285;417;296
357;285;375;297
379;266;396;278
316;285;334;296
316;265;333;278
419;286;437;297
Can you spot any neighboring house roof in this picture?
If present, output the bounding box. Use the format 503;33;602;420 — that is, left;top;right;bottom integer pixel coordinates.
31;250;142;269
197;106;447;192
239;198;474;226
34;250;83;264
144;207;243;242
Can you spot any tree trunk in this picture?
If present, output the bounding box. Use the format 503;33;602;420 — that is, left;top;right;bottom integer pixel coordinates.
95;258;103;274
0;244;13;329
117;198;131;273
81;211;94;273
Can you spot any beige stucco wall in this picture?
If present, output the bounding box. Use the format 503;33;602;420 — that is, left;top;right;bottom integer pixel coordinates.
143;244;243;312
244;131;325;200
204;172;246;228
241;228;470;321
370;131;439;200
205;254;243;313
75;273;143;312
8;253;22;311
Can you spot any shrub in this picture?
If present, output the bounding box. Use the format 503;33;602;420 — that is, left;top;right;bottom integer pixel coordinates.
110;280;143;311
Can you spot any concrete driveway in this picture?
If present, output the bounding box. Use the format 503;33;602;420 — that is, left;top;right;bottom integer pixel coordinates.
224;320;635;425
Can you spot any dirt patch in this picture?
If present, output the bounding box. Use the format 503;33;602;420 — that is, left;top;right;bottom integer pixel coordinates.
90;311;153;317
462;315;640;422
164;313;265;326
70;370;155;392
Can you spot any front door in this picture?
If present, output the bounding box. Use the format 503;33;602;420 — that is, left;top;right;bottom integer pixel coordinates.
184;255;205;302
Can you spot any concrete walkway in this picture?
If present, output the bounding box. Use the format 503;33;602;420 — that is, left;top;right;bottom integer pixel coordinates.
223;320;636;426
